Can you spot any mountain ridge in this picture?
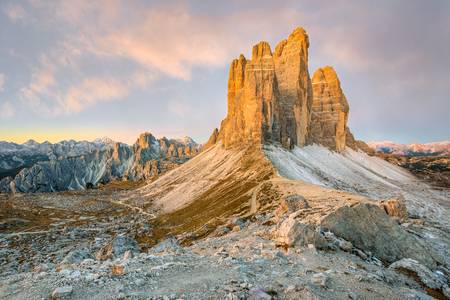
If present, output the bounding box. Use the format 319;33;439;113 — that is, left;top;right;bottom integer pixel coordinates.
368;140;450;156
0;133;201;192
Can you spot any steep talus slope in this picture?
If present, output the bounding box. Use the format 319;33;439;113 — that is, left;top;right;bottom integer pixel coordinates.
125;143;275;241
264;144;450;227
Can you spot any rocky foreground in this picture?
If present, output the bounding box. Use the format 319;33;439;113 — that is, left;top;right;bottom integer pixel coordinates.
1;26;449;300
1;178;449;300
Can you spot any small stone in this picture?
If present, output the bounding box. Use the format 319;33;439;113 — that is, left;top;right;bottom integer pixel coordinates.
349;292;361;300
311;273;328;288
123;250;133;260
443;286;450;299
338;240;353;252
51;286;73;299
411;219;425;226
111;264;125;276
33;263;48;273
354;249;368;260
232;225;241;232
248;287;272;300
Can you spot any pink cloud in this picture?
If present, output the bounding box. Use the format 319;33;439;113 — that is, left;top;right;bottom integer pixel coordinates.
4;4;27;22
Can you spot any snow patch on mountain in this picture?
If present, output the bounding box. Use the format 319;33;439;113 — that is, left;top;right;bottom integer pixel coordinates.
264;144;450;225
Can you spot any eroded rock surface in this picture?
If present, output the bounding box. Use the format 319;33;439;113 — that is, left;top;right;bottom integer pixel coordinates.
309;66;349;151
218;27;313;149
320;203;442;268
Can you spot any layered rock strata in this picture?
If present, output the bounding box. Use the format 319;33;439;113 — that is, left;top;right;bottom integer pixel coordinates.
218;28;313;149
211;27;368;153
309;66;350;151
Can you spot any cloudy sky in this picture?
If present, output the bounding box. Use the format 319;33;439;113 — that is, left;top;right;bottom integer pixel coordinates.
0;0;449;144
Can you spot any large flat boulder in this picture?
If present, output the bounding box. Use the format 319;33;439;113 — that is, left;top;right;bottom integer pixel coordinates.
320;203;442;268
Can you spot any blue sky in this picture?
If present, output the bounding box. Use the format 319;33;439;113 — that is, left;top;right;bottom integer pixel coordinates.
0;0;449;144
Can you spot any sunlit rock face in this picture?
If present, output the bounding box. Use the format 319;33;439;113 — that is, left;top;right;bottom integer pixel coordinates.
218;27;313;149
309;66;349;152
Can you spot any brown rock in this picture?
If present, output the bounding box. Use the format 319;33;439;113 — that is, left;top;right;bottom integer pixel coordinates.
276;194;310;217
346;129;374;154
378;197;408;222
203;128;219;150
111;264;124;276
218;27;312;149
309;66;349;151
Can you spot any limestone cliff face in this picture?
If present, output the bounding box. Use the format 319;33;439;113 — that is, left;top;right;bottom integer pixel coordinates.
309;66;349;151
218;28;313;149
309;66;372;153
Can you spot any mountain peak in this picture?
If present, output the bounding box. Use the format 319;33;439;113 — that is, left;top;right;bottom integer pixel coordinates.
309;65;350;151
251;41;272;60
23;139;39;146
209;27;367;153
218;27;312;149
312;66;339;83
135;132;157;149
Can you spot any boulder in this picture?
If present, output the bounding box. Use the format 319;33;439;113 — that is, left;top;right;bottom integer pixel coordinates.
51;286;73;299
378;197;408;222
276;214;321;247
320;203;442;268
151;237;181;253
280;194;310;213
61;249;92;265
96;234;140;260
389;258;446;290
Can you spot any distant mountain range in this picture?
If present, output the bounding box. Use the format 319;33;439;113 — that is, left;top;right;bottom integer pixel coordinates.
0;133;200;193
368;141;450;156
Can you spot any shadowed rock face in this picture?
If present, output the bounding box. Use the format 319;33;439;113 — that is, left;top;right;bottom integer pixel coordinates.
218;28;313;149
0;132;201;193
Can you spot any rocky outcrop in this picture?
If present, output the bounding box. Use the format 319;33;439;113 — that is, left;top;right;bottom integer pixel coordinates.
378;197;408;222
211;28;370;153
320;203;443;268
309;66;349;151
0;133;200;193
345;129;374;154
309;66;372;153
218;27;312;149
203;128;219;151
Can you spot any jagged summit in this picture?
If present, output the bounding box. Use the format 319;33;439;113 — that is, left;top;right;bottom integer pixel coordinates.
217;27;312;149
211;28;365;152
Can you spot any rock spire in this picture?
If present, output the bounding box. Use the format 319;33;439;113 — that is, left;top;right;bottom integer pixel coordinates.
218;27;313;149
309;66;349;151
